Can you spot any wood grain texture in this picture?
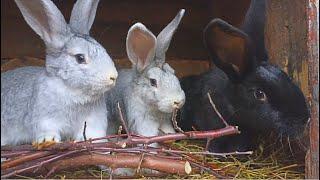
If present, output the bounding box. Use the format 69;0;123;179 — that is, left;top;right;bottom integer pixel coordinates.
265;0;310;97
305;0;319;178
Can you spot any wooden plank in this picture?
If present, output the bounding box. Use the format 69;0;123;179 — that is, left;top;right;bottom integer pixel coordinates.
265;0;309;97
306;0;319;178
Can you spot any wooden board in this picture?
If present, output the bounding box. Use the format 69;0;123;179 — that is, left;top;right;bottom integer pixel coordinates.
265;0;309;97
305;0;319;178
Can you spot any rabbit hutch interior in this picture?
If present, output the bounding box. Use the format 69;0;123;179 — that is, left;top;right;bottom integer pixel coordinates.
1;0;318;179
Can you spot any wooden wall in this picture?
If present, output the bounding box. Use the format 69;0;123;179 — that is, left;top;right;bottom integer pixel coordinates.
265;0;309;96
1;0;250;60
265;0;319;178
1;0;250;77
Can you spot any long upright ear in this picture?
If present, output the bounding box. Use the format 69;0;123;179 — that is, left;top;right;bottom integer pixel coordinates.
69;0;100;35
241;0;268;61
15;0;70;49
155;9;185;66
204;18;253;81
126;23;157;72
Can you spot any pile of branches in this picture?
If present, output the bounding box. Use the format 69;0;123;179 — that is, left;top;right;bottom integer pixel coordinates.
1;93;252;179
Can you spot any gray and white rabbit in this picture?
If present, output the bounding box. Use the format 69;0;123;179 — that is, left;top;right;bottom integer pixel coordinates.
1;0;118;147
106;10;186;140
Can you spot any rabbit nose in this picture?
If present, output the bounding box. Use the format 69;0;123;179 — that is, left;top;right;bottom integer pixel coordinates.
173;101;182;108
108;75;117;85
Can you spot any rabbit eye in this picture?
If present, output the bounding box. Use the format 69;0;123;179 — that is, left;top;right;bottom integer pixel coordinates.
150;78;157;87
74;54;86;64
254;89;267;102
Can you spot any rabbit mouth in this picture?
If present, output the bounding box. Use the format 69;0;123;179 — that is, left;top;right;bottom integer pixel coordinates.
158;102;184;113
81;82;115;96
159;107;176;113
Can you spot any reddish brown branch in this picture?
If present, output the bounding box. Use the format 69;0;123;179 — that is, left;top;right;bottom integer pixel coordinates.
4;153;191;178
1;126;239;152
1;151;53;169
207;92;229;127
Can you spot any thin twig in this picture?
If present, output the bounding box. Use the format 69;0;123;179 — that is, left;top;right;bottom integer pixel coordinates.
117;102;131;138
136;153;145;174
171;108;184;133
2;126;240;152
207;92;229;127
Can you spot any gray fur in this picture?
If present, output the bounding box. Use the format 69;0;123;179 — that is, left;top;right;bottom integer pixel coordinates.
156;9;185;66
1;0;118;146
69;0;100;35
106;10;185;140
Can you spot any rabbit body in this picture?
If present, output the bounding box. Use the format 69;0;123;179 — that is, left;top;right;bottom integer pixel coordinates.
1;67;108;145
106;10;186;139
179;0;309;152
1;0;117;146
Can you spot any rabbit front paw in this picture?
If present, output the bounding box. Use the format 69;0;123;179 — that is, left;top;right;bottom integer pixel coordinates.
32;134;60;150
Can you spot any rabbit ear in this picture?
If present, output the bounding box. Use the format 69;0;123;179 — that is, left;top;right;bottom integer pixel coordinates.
15;0;70;49
155;9;185;66
69;0;100;35
126;23;157;73
204;18;254;82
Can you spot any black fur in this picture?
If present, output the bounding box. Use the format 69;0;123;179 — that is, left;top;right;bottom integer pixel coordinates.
179;0;309;152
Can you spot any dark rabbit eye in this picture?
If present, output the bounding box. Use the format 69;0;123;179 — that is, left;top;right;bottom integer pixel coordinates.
150;78;157;87
254;89;267;102
74;54;86;64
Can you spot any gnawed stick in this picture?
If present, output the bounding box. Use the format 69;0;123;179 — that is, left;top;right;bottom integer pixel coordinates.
165;151;229;179
5;153;192;178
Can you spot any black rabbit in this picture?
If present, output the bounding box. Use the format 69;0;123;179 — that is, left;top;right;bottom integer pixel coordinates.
179;0;309;152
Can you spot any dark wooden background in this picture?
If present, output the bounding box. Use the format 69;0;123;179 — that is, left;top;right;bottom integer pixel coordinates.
1;0;250;60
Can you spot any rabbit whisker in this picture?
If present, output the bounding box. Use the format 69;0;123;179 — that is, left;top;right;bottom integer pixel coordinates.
287;136;294;157
279;133;284;149
296;137;308;151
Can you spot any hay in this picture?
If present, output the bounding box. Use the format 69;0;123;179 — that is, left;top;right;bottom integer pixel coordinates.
166;140;305;179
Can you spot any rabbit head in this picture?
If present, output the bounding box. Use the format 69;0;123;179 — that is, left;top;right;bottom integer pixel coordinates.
203;18;310;139
15;0;118;96
125;10;186;113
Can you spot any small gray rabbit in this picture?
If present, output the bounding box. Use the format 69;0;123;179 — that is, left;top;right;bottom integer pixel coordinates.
1;0;118;147
106;10;186;140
